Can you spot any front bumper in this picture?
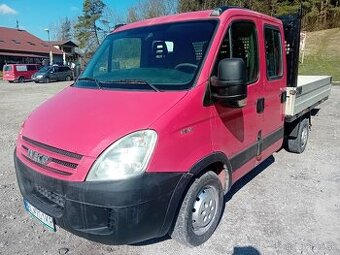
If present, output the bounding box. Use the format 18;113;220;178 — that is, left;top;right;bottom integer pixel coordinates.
14;154;190;244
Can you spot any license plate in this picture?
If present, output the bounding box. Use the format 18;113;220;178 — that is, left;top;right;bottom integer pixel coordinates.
24;200;55;231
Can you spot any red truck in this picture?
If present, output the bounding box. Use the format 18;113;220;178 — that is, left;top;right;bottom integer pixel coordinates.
14;7;331;247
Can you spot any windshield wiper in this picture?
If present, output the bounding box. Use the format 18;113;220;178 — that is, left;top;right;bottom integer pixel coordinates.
100;79;160;92
77;77;101;90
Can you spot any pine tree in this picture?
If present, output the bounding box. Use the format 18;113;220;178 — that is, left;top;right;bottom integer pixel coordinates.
74;0;106;54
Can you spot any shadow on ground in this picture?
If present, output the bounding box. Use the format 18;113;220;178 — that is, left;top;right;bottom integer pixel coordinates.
233;246;261;255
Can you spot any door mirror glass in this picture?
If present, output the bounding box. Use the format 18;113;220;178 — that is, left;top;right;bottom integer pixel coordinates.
211;58;247;107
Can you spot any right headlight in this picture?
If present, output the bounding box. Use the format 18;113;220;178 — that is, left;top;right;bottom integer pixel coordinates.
86;130;157;181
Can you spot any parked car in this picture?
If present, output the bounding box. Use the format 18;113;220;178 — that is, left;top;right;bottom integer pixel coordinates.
14;7;332;247
32;65;73;83
3;64;40;83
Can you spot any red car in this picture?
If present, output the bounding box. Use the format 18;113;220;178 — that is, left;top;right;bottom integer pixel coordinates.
3;64;40;83
14;7;331;247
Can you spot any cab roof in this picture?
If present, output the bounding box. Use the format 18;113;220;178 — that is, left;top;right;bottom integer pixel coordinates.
114;7;282;33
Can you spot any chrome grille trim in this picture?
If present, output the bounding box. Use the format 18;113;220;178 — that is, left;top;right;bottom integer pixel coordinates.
22;145;78;169
22;154;72;176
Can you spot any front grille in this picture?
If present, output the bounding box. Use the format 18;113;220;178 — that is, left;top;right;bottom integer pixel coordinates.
23;136;83;159
34;185;65;208
51;158;77;169
23;154;72;176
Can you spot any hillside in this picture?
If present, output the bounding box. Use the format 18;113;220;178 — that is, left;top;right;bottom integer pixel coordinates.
299;28;340;81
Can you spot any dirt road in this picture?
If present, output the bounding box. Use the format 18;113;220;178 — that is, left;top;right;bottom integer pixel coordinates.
1;81;339;255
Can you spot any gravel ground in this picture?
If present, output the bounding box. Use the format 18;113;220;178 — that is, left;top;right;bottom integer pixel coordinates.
0;80;339;255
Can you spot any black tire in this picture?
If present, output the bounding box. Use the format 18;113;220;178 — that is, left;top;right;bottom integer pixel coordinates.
285;118;309;154
65;75;71;81
170;171;224;247
45;77;50;83
18;77;24;83
8;81;14;83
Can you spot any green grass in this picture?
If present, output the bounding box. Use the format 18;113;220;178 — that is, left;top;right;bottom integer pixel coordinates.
299;56;340;81
299;28;340;82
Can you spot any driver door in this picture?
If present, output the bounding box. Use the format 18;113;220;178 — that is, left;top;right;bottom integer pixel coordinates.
211;18;263;178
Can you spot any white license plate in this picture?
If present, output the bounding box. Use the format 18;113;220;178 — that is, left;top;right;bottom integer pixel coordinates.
24;200;55;231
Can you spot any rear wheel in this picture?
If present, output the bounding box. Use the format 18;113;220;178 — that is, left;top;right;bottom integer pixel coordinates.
285;117;310;153
18;77;24;83
170;171;224;247
8;81;14;83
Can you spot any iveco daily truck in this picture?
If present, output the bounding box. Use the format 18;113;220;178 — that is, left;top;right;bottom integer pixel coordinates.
14;7;332;247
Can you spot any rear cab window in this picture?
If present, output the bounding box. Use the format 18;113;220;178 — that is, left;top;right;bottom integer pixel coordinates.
265;26;283;80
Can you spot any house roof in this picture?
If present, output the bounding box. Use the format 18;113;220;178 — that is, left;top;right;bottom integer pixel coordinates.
0;27;63;55
49;40;78;47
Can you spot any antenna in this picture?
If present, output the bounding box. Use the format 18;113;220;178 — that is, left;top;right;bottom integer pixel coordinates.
16;20;19;29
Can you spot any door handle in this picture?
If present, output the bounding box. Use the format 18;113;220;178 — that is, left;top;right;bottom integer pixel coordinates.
257;98;265;113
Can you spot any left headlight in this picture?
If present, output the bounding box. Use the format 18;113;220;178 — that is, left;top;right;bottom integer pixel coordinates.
86;130;157;181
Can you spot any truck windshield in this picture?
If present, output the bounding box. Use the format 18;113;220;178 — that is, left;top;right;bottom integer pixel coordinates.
4;65;12;71
76;20;217;91
37;66;51;73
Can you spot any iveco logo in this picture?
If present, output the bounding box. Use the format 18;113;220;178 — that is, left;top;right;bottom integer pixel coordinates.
27;149;50;165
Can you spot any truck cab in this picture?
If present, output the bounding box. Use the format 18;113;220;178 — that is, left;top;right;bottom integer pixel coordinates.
14;7;331;247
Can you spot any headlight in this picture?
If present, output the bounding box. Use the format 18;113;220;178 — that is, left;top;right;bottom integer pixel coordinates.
86;130;157;181
36;75;43;78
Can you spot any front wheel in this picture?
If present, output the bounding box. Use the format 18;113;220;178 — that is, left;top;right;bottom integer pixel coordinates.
45;77;50;83
170;171;224;247
65;75;71;81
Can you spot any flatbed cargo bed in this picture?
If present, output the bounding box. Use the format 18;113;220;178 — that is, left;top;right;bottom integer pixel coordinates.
285;75;332;122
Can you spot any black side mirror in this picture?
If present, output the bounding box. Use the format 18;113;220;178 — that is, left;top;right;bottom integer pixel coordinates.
211;58;247;107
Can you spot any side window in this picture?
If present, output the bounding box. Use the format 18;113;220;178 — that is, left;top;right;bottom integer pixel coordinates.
214;21;259;84
265;27;283;79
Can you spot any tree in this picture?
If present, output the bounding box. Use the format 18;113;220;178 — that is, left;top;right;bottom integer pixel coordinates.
49;17;74;41
60;17;72;41
126;0;177;23
177;0;340;31
74;0;106;55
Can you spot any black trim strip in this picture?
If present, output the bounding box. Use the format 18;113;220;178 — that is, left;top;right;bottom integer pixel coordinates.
230;144;257;171
230;127;284;172
23;136;83;159
262;127;284;151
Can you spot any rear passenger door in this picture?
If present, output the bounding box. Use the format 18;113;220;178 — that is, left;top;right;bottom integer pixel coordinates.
260;24;286;158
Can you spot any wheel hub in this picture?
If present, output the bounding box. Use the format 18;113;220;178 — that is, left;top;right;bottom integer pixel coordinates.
301;125;308;148
192;186;218;234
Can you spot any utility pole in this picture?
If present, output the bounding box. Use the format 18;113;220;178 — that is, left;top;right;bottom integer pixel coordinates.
44;28;53;65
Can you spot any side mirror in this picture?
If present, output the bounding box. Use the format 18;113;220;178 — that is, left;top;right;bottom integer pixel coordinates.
211;58;247;107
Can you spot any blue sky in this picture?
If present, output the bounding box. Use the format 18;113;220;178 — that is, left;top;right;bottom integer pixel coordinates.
0;0;138;40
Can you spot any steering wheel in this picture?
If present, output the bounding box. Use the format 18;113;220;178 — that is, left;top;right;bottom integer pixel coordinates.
174;63;198;72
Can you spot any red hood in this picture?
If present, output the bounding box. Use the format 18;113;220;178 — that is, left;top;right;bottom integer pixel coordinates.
22;87;186;157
